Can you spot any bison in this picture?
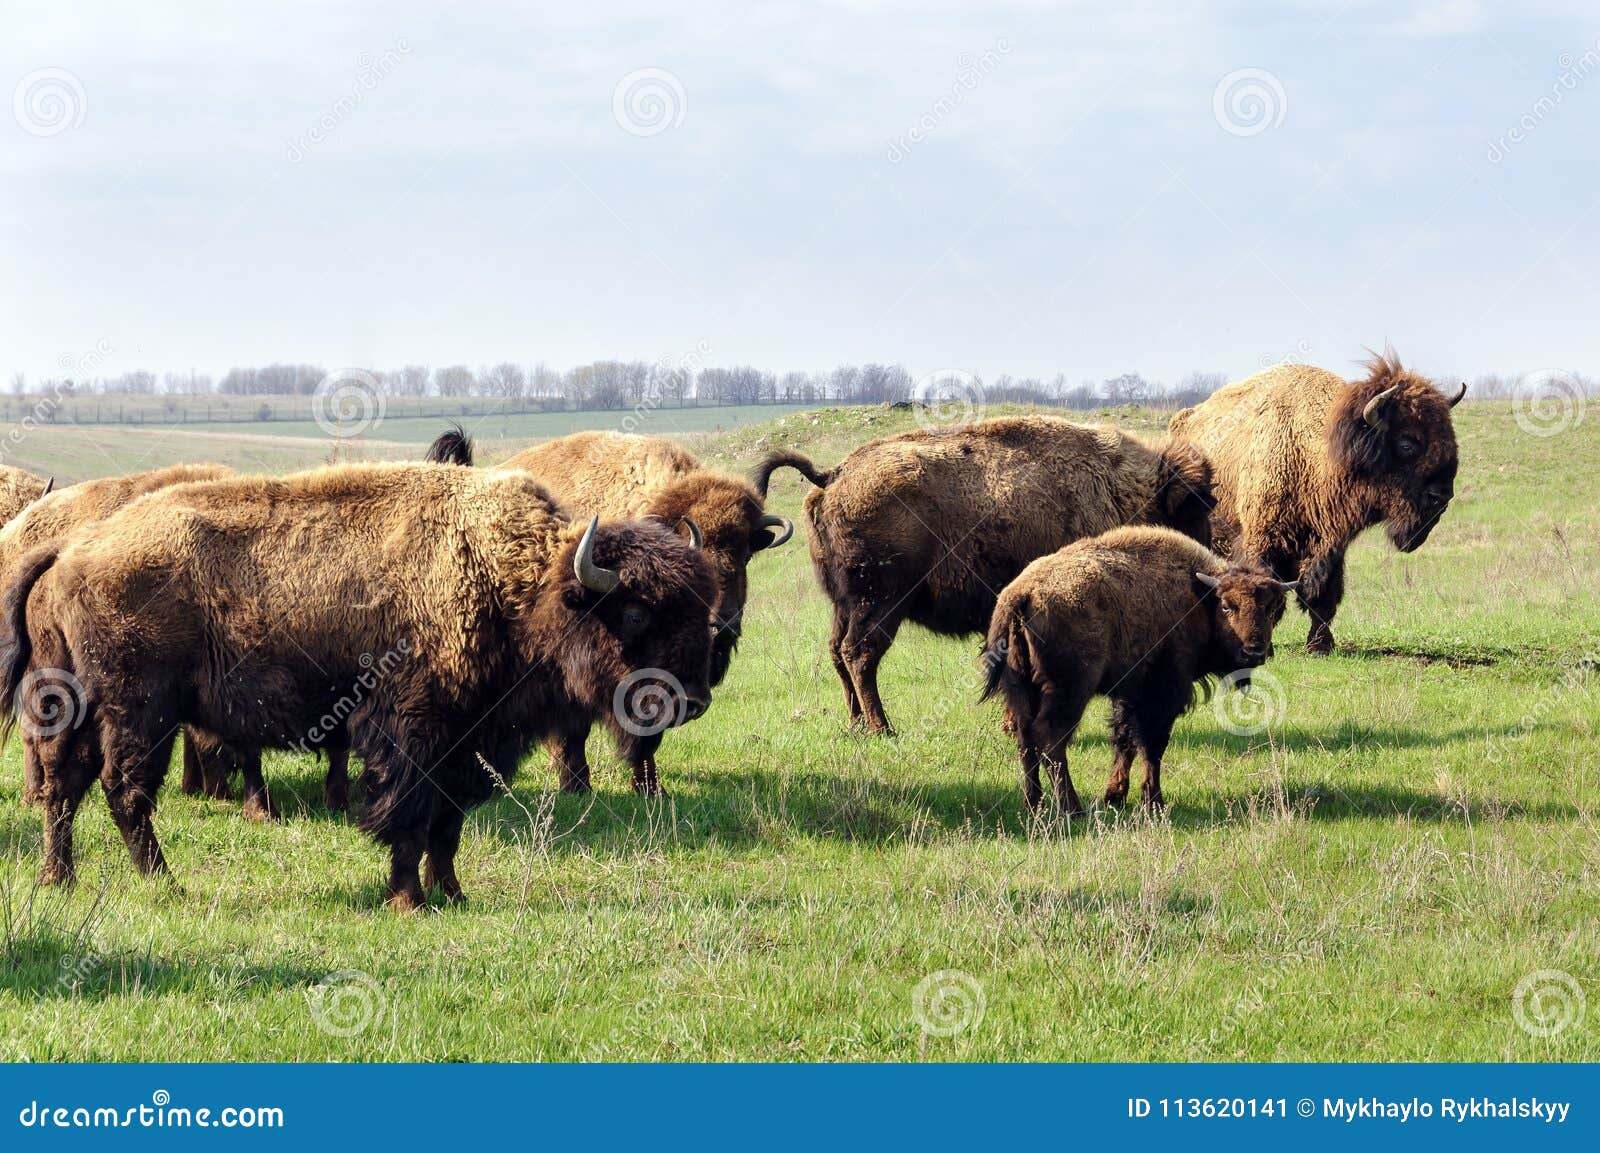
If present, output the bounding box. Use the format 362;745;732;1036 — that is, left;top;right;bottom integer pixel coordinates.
1166;352;1464;654
0;462;716;909
0;465;54;526
982;526;1295;812
429;427;791;794
752;416;1215;734
0;464;251;810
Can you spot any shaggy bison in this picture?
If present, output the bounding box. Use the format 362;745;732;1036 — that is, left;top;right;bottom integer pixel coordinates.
753;416;1214;734
1167;353;1464;654
0;464;245;809
0;465;54;526
982;526;1295;812
0;463;716;909
430;427;791;793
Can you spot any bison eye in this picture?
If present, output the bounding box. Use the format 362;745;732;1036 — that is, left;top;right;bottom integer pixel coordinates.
622;604;651;631
1221;603;1235;616
1396;435;1421;460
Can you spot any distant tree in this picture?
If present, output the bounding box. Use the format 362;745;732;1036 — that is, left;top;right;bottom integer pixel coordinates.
1102;372;1148;405
482;362;527;398
9;372;24;397
433;365;476;398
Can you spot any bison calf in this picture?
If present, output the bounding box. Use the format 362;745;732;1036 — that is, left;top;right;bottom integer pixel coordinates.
981;526;1294;813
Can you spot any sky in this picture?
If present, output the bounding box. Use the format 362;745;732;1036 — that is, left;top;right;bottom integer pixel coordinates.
2;0;1598;388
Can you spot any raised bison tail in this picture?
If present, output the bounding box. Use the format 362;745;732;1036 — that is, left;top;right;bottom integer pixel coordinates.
0;545;60;746
979;593;1033;703
749;450;835;499
424;423;475;467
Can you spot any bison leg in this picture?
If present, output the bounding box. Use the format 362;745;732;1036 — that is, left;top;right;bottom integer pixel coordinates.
1103;699;1138;806
234;747;278;822
323;745;351;812
20;740;43;808
180;727;238;801
1132;682;1187;808
36;728;98;886
618;731;667;797
1032;684;1093;817
548;718;593;794
841;604;904;736
101;725;177;877
423;807;466;902
827;603;863;723
1298;548;1346;656
386;831;428;912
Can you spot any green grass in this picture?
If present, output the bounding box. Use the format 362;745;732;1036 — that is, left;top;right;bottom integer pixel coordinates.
1;401;1596;1061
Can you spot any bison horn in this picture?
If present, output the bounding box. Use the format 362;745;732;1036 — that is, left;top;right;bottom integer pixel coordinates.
755;513;793;550
573;516;620;594
677;517;703;549
1194;571;1221;590
1278;579;1300;592
1362;384;1402;430
41;477;53;496
1447;381;1467;407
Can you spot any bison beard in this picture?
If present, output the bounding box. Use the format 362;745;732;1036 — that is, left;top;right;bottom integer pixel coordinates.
981;526;1292;812
0;464;717;911
1167;351;1463;654
754;416;1215;735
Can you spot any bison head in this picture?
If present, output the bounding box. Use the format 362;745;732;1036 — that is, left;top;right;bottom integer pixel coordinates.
647;474;793;686
1329;353;1464;553
1153;442;1216;548
1194;566;1295;669
546;516;719;731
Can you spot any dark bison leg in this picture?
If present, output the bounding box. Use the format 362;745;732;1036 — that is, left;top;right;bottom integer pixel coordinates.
616;730;667;797
322;745;351;812
36;726;99;886
548;716;593;794
1007;688;1044;810
386;831;428;912
100;723;178;877
841;602;904;736
1298;547;1347;656
827;602;863;723
1031;683;1094;817
1103;698;1138;806
180;727;241;801
423;805;466;902
20;740;43;808
233;747;277;822
1132;678;1188;808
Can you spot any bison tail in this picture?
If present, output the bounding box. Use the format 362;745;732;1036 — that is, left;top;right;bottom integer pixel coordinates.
749;450;835;498
979;593;1033;703
424;423;475;467
0;545;60;746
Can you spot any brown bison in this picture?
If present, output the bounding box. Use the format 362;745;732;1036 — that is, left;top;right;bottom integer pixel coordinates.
0;462;716;910
0;465;54;526
982;526;1295;812
0;464;251;810
1167;353;1465;654
430;427;790;793
752;416;1215;734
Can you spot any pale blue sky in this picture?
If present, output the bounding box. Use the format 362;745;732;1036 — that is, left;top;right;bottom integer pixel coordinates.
3;1;1597;386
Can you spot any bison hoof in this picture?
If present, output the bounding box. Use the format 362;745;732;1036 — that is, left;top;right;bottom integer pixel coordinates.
38;864;76;887
1103;789;1128;807
558;777;592;795
1143;793;1166;809
1306;630;1335;656
242;797;280;823
323;791;349;813
386;889;426;914
19;791;39;809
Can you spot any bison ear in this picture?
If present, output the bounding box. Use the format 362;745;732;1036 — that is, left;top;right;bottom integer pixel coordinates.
1330;386;1393;477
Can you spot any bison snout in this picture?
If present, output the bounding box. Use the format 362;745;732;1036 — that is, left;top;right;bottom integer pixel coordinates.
1242;642;1268;663
681;693;711;723
1422;484;1452;512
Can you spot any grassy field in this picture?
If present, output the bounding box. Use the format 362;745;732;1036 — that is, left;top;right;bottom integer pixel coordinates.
0;400;1595;1061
